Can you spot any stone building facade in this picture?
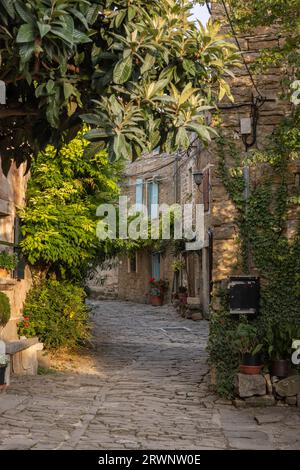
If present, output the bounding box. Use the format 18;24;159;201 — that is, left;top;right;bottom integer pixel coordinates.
93;143;213;315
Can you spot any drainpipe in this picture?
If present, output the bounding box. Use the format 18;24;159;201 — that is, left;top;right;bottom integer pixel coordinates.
208;228;213;303
174;151;180;204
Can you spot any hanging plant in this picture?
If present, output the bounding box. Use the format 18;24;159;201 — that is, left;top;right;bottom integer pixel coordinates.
0;251;17;271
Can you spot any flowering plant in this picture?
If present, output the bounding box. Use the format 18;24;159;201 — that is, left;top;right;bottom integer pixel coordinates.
149;278;168;297
0;354;8;367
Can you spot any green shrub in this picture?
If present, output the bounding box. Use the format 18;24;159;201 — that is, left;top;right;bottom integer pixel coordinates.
18;280;90;349
0;251;17;270
0;292;10;327
208;306;240;398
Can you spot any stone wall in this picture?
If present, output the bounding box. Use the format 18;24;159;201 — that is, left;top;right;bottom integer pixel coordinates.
210;1;296;283
0;162;32;340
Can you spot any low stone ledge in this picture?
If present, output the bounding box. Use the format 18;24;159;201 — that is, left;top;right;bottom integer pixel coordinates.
5;337;39;355
245;395;276;407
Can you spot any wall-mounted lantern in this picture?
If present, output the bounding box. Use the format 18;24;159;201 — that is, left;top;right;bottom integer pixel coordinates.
192;170;204;187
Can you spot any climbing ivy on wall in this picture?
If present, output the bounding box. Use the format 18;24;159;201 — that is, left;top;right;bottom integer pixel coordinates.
208;114;300;397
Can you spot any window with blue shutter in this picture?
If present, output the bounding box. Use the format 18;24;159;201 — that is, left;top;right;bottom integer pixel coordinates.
147;181;159;219
135;178;143;211
152;253;160;280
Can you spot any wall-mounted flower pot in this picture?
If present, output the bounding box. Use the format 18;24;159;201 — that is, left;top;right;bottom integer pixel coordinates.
239;364;263;375
0;268;9;278
271;359;289;378
0;365;7;385
150;295;163;307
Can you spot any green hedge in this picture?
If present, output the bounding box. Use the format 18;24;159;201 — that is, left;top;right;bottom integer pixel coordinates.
18;280;90;349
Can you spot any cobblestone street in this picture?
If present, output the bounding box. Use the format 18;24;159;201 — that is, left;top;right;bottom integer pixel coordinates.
1;301;300;450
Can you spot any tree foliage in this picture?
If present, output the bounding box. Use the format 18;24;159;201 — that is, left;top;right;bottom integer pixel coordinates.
0;0;240;171
19;126;121;278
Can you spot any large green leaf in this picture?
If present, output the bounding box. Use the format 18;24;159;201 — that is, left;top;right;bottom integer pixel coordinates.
141;53;156;74
16;23;36;43
113;133;131;160
51;27;73;44
70;8;89;30
113;55;133;84
15;1;35;24
84;129;112;140
73;29;92;44
80;113;101;125
175;127;190;149
1;0;15;18
37;22;51;39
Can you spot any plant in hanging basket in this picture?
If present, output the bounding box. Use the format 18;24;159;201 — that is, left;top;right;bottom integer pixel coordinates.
0;251;17;277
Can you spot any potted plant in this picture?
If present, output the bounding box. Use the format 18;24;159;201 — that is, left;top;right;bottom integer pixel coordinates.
0;250;17;278
0;353;8;385
149;278;168;306
233;323;263;375
0;292;10;331
178;286;188;305
264;324;300;378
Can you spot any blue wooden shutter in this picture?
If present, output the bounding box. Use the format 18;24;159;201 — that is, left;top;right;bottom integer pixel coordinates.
151;181;159;219
136;178;143;211
147;182;152;216
152;253;160;280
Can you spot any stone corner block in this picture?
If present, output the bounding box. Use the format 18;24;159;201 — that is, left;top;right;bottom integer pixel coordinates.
235;373;266;398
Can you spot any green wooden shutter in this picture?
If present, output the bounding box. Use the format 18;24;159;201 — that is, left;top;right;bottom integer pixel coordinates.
13;216;25;280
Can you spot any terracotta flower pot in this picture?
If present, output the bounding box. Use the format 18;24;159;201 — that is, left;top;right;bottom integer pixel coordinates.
0;268;9;278
239;364;263;375
150;295;163;307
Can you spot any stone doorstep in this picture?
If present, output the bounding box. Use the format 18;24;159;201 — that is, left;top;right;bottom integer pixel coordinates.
187;297;201;305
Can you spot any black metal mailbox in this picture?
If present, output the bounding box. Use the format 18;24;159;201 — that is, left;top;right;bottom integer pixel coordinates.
228;276;260;315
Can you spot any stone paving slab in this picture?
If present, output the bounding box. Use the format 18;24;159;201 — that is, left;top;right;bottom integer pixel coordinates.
0;300;300;450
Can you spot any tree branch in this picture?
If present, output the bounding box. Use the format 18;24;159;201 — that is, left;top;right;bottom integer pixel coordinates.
0;108;39;119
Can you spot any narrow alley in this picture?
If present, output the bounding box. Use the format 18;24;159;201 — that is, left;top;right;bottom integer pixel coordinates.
0;301;299;450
